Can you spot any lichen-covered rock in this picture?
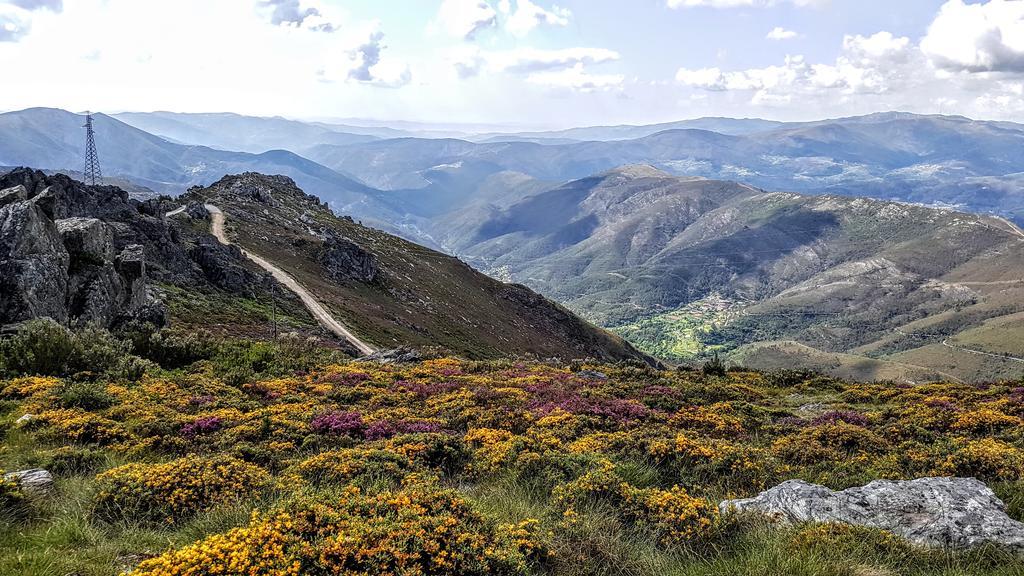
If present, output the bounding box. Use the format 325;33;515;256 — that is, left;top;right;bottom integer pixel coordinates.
188;238;264;293
0;198;70;324
318;235;378;283
720;477;1024;552
57;217;114;262
0;184;28;208
3;469;54;496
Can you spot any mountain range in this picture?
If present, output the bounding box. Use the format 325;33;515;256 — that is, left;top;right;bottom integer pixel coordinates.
3;107;1024;380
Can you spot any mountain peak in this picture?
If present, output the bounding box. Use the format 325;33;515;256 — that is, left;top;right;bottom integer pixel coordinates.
199;172;328;212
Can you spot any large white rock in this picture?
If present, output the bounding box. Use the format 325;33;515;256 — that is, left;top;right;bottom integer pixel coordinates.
3;468;54;496
720;477;1024;552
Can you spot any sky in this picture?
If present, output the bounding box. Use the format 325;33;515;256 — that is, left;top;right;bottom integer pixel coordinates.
1;0;1023;128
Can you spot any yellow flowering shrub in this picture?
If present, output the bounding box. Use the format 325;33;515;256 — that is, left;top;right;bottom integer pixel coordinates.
944;438;1024;480
96;455;270;522
622;485;719;545
788;523;911;555
290;447;416;487
670;402;744;437
0;471;25;512
36;408;127;445
131;511;302;576
950;407;1021;434
554;459;719;545
133;484;545;576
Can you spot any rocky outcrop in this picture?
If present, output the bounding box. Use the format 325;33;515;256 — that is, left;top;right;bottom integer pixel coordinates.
188;238;265;293
0;169;166;329
0;184;28;208
317;235;378;283
0;195;71;324
720;477;1024;552
4;468;54;496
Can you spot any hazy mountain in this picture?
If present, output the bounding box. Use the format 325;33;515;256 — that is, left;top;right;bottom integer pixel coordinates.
307;113;1024;227
471;117;786;143
0;108;397;221
113;111;380;154
447;166;1024;381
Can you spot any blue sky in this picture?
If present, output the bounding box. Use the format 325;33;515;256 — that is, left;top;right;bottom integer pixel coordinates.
1;0;1022;127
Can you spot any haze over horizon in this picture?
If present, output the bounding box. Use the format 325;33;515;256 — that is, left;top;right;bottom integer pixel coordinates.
2;0;1024;127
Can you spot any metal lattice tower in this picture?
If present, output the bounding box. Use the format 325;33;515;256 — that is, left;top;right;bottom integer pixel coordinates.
83;112;102;186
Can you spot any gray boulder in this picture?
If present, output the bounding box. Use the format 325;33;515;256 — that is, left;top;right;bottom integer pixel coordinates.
0;198;70;324
4;468;54;496
720;477;1024;552
116;244;147;309
318;235;378;283
0;184;28;208
57;217;114;262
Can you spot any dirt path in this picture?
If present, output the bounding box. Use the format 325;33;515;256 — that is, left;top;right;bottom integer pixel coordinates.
991;215;1024;241
205;204;376;356
894;327;1024;365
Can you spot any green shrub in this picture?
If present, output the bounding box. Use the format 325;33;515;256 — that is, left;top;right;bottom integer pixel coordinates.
0;319;148;379
122;324;218;369
57;381;116;411
44;446;109;476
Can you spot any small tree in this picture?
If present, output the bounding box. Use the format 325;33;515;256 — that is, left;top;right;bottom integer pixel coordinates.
702;351;726;377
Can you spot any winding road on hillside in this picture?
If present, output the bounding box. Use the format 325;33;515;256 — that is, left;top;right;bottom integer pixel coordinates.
894;327;1024;364
991;215;1024;241
198;204;376;355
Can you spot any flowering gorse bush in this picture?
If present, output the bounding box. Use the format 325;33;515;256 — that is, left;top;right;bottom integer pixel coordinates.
95;455;270;522
132;483;546;576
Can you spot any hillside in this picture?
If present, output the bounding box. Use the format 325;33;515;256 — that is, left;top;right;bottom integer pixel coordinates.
176;172;646;362
446;166;1024;381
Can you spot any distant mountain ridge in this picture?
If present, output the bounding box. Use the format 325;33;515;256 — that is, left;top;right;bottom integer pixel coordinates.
304;112;1024;227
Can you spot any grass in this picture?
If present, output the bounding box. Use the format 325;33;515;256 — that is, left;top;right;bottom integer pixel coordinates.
160;283;318;340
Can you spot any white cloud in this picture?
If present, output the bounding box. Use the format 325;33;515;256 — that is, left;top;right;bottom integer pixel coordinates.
259;0;341;31
433;0;497;40
921;0;1024;73
344;28;411;88
526;62;623;91
0;0;61;42
489;46;620;73
667;0;826;8
499;0;571;37
766;26;797;40
676;31;913;97
446;45;621;94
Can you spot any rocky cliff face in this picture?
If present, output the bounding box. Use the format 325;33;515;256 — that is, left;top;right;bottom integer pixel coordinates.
0;173;156;329
0;185;70;324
